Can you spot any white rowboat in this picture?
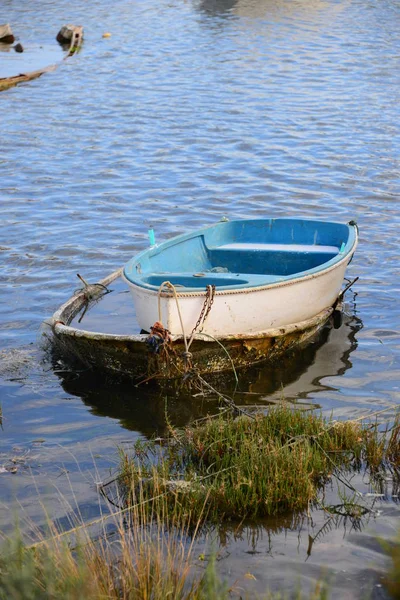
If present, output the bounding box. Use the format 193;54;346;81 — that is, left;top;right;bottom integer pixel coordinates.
123;218;358;338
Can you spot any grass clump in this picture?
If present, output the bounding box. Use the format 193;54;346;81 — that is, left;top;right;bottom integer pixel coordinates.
0;530;332;600
115;406;399;523
0;502;206;600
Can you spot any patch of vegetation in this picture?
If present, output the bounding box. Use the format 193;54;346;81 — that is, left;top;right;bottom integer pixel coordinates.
1;407;398;600
116;406;400;523
0;513;331;600
0;510;203;600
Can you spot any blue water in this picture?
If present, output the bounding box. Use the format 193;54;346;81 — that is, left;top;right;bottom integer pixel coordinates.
1;0;399;597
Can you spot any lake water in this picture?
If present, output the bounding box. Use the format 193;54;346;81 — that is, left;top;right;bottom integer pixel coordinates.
1;0;399;597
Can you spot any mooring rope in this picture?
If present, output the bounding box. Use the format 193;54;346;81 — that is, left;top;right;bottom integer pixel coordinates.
157;281;190;358
156;281;217;371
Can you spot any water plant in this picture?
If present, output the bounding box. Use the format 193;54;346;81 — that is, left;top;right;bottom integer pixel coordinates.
114;406;400;524
0;532;333;600
0;497;332;600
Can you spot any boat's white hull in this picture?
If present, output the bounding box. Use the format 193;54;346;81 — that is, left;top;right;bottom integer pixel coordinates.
124;254;353;337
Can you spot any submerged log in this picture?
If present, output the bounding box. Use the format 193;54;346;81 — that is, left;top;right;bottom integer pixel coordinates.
0;24;15;44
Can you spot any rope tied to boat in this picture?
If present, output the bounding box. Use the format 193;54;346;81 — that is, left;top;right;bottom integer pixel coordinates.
157;281;188;344
182;351;193;362
75;273;111;323
142;285;246;410
148;281;216;372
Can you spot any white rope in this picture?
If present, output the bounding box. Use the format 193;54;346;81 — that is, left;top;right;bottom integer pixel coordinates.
157;281;189;356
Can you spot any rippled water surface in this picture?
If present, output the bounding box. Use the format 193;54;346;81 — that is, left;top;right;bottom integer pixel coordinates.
1;0;400;597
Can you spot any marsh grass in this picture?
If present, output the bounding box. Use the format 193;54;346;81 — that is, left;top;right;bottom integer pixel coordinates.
0;491;208;600
0;532;332;600
0;407;400;600
116;406;400;523
1;407;398;600
0;497;331;600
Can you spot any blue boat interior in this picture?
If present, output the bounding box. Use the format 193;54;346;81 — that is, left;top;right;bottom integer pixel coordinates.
124;219;356;291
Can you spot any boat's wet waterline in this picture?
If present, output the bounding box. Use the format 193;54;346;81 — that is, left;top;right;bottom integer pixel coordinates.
1;0;399;597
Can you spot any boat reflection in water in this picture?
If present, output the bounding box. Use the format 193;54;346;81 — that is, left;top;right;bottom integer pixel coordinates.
246;305;362;404
55;302;362;438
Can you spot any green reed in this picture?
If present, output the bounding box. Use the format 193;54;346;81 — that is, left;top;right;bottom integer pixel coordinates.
118;406;399;523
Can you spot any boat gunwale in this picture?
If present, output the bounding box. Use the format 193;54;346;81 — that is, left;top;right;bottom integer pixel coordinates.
123;240;357;299
123;218;358;296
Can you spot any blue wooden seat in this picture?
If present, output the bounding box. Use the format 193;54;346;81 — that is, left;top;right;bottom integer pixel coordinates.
207;244;338;278
216;242;339;254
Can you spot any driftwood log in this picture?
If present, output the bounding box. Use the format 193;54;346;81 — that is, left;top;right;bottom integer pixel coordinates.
0;24;15;44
